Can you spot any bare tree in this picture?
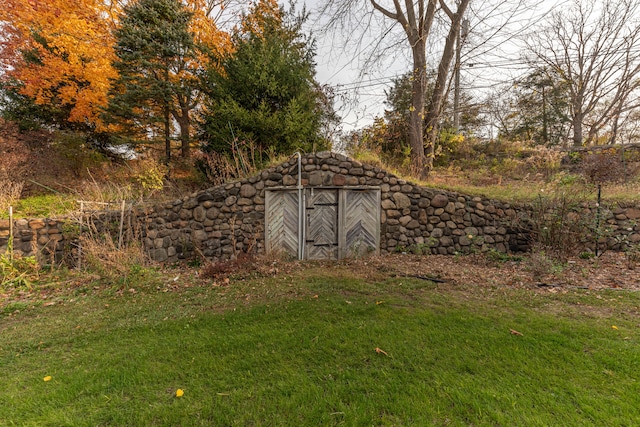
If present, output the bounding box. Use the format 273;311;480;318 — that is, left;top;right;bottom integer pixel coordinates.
320;0;536;177
525;0;640;147
319;0;477;177
367;0;438;177
423;0;470;169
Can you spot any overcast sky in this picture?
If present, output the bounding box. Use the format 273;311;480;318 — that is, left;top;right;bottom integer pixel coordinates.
303;0;573;133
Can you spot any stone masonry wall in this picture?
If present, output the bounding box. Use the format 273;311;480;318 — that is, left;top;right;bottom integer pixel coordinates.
2;152;639;263
0;218;66;263
139;152;640;263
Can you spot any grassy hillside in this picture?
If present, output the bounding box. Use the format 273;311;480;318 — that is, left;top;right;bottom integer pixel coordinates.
2;119;640;220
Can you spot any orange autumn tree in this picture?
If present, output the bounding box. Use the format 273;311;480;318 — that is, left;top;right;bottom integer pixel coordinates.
0;0;118;128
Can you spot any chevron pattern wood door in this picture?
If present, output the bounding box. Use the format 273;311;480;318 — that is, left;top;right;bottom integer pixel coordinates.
305;189;339;260
265;190;299;259
341;189;380;258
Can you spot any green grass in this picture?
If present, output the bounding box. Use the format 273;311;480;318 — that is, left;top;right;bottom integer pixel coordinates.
1;267;639;426
0;194;76;219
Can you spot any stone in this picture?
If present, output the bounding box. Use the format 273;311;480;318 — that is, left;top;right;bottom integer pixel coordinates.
193;206;206;222
406;220;420;229
439;236;453;247
464;227;479;237
386;210;401;218
458;235;472;246
282;175;296;186
183;199;198;209
323;173;335;186
393;192;411;209
193;230;208;242
418;209;428;224
431;194;449;208
399;215;412;226
29;220;46;230
444;202;455;215
484;226;497;235
626;208;640;220
240;184;257;198
332;174;347;186
151;248;168;262
309;171;323;186
206;207;220;219
471;214;486;226
380;199;396;209
346;176;359;185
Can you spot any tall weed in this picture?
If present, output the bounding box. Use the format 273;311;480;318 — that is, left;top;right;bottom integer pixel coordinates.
194;139;265;185
0;238;39;289
526;188;593;260
79;233;148;284
0;179;23;212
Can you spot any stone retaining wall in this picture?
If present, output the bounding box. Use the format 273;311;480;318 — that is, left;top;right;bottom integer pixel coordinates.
2;152;639;263
0;218;66;262
139;152;640;262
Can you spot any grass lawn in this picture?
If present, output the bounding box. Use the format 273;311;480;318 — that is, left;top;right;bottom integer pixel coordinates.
1;262;639;426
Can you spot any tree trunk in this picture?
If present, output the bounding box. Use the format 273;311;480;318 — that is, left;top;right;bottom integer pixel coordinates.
175;106;191;159
424;0;470;176
164;105;171;164
572;112;583;147
409;44;428;177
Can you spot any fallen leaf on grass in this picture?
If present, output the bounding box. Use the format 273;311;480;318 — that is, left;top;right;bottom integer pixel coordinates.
43;376;52;382
510;329;524;336
375;347;389;356
612;325;619;330
175;389;184;397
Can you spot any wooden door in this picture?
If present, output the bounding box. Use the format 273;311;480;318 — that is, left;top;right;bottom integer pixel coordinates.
341;189;380;258
265;190;299;259
305;188;339;260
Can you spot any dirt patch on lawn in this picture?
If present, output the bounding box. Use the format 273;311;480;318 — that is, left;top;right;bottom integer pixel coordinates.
337;252;640;292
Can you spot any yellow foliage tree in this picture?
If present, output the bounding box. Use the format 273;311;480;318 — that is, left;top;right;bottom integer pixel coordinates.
1;0;231;140
0;0;119;127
